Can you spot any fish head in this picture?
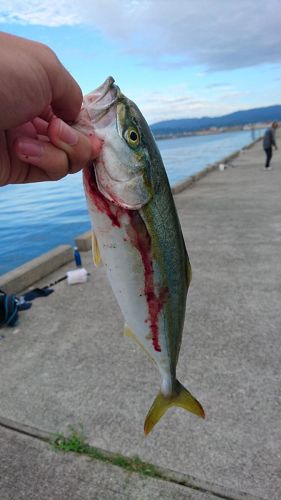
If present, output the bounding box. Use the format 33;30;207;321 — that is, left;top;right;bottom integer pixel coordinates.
75;77;155;210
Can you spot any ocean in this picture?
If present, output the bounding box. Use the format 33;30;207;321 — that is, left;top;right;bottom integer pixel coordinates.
0;128;264;276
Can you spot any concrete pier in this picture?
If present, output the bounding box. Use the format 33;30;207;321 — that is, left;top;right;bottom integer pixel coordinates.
0;137;280;499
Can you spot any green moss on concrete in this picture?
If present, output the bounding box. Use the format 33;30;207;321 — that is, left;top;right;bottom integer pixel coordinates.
52;429;160;479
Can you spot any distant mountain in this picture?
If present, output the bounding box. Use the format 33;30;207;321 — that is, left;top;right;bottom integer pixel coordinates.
150;105;281;135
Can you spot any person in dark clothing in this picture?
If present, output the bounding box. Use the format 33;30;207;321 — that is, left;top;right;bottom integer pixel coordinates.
263;121;278;170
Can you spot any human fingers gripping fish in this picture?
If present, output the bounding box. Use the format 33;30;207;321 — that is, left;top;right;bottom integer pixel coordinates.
74;77;205;435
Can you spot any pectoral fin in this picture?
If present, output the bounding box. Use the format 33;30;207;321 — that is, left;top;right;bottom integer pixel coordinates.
92;232;101;266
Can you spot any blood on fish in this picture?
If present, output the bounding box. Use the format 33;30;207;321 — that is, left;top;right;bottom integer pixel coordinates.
128;212;169;353
84;165;168;353
84;167;123;228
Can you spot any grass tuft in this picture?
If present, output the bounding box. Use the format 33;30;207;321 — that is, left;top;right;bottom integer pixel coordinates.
52;428;160;478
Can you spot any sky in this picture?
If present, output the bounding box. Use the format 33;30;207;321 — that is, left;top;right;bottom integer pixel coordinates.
0;0;281;124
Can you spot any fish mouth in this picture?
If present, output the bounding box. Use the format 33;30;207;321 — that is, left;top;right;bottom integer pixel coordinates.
91;76;116;105
83;77;122;124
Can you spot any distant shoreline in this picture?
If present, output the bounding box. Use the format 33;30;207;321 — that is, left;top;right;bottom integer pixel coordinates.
154;123;266;141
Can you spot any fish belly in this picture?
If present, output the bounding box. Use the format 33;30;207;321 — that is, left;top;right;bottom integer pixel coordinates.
89;204;171;381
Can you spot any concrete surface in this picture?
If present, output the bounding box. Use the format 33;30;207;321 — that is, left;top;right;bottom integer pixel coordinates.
0;245;73;294
0;137;281;499
171;137;261;195
0;426;213;500
75;230;92;252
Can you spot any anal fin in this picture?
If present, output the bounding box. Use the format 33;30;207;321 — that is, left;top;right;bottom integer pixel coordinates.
123;324;155;363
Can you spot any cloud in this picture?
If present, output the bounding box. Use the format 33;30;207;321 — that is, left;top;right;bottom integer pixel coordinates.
131;87;252;124
94;0;281;71
0;1;81;26
1;0;281;70
221;91;249;99
205;83;231;89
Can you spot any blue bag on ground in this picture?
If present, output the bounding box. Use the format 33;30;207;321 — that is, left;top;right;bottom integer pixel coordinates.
0;291;19;327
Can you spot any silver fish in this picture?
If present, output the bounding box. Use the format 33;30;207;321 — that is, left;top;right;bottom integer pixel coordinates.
75;77;205;435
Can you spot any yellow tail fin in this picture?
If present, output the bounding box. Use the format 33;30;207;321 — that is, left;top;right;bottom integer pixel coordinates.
144;380;205;436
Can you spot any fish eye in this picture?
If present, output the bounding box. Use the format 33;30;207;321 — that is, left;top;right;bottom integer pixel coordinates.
125;127;140;148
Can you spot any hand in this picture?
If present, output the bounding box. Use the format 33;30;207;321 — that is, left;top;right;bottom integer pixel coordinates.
0;32;101;186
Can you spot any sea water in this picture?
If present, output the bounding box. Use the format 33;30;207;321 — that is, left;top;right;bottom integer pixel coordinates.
0;129;264;275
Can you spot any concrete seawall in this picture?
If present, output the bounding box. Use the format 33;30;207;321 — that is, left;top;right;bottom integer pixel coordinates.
0;245;73;295
172;136;262;194
0;137;262;295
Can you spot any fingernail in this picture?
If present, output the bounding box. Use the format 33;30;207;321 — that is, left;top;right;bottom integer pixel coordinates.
17;139;43;158
57;119;78;146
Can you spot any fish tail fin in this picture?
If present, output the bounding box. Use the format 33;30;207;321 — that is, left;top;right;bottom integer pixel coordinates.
144;380;205;436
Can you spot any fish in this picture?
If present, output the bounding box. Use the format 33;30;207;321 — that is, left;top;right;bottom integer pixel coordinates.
75;77;205;435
